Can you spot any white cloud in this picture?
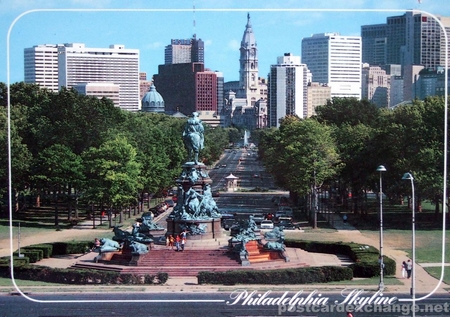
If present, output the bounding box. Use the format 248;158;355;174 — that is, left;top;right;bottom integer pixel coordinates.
228;39;240;51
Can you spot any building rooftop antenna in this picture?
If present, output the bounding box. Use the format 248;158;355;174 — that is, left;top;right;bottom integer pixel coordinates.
193;1;196;38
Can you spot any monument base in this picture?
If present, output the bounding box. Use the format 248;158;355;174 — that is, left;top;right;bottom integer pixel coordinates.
166;218;222;240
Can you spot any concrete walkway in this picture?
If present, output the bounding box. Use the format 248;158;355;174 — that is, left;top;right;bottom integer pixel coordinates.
328;213;449;295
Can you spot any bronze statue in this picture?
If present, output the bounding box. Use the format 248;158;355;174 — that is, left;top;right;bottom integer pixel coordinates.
182;112;204;165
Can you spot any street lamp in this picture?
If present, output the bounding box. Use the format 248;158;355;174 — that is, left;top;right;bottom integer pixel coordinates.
402;172;415;314
376;165;387;292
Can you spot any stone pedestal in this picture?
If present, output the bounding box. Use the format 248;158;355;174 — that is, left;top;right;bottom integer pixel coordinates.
166;218;222;240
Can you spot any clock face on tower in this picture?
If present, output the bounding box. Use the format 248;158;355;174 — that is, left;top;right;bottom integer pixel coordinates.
250;49;255;57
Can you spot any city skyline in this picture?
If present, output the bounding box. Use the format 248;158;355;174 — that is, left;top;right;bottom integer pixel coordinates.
2;1;450;86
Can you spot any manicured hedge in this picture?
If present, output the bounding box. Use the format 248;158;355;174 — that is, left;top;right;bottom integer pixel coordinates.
198;266;353;285
13;249;43;263
22;244;53;258
51;241;92;255
284;239;396;278
0;256;30;267
0;265;168;285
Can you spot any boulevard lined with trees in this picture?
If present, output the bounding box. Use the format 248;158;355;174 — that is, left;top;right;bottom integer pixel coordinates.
1;82;448;226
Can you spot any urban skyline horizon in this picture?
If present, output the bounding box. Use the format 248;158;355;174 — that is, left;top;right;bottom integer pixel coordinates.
2;1;450;86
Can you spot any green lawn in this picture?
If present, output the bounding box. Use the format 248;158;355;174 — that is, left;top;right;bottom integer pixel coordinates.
423;267;450;285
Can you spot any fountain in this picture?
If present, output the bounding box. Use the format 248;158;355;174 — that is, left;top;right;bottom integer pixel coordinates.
243;129;250;147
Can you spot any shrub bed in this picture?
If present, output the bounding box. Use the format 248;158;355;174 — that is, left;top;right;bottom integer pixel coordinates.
0;265;167;285
13;249;43;263
51;241;92;255
284;240;396;278
198;266;353;285
0;256;29;267
22;244;53;258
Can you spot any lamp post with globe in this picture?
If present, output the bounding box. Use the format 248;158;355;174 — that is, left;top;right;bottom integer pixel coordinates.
376;165;387;291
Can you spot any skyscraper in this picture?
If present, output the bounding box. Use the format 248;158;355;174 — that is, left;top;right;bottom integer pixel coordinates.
57;43;140;112
268;53;310;128
302;33;362;99
361;65;390;107
25;43;140;111
361;24;387;65
362;11;450;69
24;44;61;92
164;35;204;65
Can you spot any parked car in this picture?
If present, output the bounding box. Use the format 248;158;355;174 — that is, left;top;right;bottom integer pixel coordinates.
277;206;293;217
136;211;154;222
260;220;274;229
276;220;300;230
250;214;265;224
151;202;168;216
274;210;288;219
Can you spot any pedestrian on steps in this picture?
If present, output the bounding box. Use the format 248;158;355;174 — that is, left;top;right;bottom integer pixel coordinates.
175;235;181;251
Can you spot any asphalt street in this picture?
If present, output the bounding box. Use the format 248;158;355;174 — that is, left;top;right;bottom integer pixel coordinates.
1;292;449;317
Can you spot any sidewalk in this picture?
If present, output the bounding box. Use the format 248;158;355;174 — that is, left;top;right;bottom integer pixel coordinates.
328;213;449;295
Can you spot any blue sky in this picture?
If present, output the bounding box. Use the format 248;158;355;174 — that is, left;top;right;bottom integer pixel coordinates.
1;0;450;85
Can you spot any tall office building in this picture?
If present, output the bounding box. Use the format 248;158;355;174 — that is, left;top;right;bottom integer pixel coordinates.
363;11;450;69
139;72;152;101
361;65;390;107
154;62;221;126
164;35;204;65
268;53;310;128
73;82;120;107
57;43;140;111
306;82;331;118
302;33;362;99
24;44;61;92
361;24;387;65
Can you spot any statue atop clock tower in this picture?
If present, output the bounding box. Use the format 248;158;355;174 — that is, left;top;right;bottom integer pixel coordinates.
237;13;260;106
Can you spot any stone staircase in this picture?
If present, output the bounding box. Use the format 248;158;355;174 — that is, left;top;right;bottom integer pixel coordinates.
245;240;284;263
71;238;310;277
72;248;243;277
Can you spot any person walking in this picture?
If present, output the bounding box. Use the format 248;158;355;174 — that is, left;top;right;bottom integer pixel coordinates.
406;259;412;279
168;235;175;250
175;235;181;251
181;234;186;252
401;261;407;278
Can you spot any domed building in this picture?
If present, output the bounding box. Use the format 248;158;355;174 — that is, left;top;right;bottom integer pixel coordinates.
141;83;165;113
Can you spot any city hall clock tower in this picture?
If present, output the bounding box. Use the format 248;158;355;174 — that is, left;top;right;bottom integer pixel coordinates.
237;13;260;106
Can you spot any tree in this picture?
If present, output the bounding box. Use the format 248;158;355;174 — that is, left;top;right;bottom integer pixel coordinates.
0;106;32;210
202;125;229;165
81;135;142;214
261;116;340;194
32;144;83;225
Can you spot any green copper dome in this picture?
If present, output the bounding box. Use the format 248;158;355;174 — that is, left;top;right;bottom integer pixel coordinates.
142;83;165;113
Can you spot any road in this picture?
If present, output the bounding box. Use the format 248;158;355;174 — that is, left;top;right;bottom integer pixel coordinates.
207;148;283;216
2;292;449;317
